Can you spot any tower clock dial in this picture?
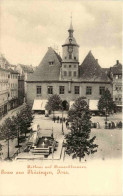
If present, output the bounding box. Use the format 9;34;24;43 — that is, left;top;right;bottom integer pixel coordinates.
68;45;73;53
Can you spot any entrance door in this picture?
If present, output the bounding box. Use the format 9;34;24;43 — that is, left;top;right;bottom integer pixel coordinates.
62;100;69;111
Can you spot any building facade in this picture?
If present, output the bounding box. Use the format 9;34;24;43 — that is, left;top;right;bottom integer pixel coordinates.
110;61;122;111
0;67;10;118
18;75;25;105
8;68;19;110
27;22;113;112
16;64;34;100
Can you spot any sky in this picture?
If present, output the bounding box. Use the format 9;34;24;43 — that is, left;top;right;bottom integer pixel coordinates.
0;0;122;68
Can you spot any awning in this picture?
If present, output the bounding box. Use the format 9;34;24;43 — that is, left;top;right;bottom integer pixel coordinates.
32;99;48;111
89;100;98;111
69;101;75;108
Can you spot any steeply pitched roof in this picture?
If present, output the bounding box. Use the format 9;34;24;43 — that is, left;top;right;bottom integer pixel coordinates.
18;64;34;73
0;54;10;68
0;67;10;72
8;68;19;74
79;51;110;82
27;47;62;81
110;61;122;75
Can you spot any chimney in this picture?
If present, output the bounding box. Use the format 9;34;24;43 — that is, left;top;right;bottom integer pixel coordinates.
96;59;98;63
116;60;119;65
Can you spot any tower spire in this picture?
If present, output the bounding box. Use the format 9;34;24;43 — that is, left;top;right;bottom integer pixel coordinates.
68;12;74;33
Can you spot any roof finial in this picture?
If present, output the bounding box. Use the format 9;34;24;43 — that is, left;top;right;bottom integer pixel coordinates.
69;12;74;32
70;12;72;23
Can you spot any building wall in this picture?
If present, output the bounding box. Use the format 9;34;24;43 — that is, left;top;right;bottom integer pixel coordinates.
18;76;25;105
0;68;9;117
112;75;122;106
27;81;112;106
8;72;18;109
9;73;18;99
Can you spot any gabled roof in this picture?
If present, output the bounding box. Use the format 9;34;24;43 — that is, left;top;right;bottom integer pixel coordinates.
18;64;34;73
0;54;10;68
27;47;62;82
110;61;122;75
0;67;10;72
8;68;19;74
79;51;110;82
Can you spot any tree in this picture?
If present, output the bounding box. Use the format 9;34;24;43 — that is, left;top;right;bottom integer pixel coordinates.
98;88;116;122
64;97;98;161
0;118;17;160
45;94;62;116
16;104;34;138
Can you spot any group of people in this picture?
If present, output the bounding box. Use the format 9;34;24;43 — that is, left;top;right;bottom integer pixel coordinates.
105;121;122;129
52;116;70;128
91;122;100;129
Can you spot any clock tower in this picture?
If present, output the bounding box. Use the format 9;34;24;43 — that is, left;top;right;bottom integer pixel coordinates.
61;19;79;80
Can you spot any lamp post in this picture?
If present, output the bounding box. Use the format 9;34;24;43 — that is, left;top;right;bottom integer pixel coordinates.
62;106;64;135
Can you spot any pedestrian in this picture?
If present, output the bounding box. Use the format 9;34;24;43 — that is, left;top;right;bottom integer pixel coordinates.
60;117;62;123
57;116;59;123
63;117;66;123
53;116;56;123
105;121;107;129
112;121;115;129
109;121;111;129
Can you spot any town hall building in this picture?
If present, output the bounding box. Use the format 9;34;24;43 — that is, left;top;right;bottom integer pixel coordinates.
27;21;112;112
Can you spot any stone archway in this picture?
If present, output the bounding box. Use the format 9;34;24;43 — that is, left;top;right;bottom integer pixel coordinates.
62;100;69;111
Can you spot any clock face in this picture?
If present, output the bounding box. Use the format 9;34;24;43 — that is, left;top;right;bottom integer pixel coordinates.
68;45;73;53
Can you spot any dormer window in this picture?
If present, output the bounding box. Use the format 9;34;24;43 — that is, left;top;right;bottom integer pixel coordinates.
49;61;54;65
74;57;76;60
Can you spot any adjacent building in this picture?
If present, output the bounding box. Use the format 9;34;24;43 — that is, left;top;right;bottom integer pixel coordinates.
8;68;19;110
18;75;25;105
27;22;112;113
109;61;122;111
0;67;10;118
16;64;34;100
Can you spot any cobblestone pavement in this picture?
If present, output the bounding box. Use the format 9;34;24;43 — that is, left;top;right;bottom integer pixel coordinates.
0;111;122;161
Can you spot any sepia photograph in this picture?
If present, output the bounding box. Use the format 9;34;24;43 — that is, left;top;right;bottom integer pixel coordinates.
0;0;122;195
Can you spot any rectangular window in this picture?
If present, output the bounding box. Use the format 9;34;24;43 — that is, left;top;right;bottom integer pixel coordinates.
47;86;53;94
74;86;80;94
86;86;92;95
64;71;67;76
59;86;65;94
69;54;72;59
37;86;41;96
119;87;122;91
69;71;71;76
73;71;76;77
119;97;121;101
99;87;105;95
